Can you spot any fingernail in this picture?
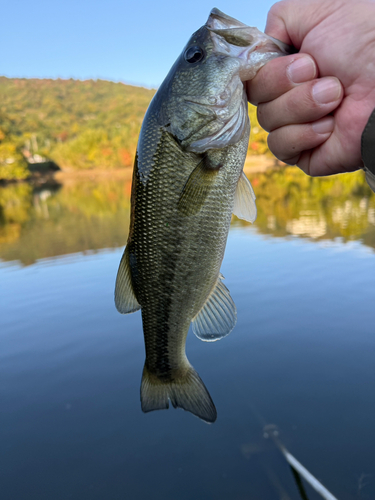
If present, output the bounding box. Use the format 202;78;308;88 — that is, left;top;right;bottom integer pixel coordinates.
287;56;316;84
313;78;341;104
312;116;335;134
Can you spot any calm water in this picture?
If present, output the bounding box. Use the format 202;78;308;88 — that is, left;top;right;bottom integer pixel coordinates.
1;167;375;499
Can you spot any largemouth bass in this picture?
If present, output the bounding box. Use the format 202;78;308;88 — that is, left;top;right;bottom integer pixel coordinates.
115;8;289;423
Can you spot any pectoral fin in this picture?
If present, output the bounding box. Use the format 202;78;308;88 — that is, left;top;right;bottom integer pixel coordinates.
233;170;257;223
178;156;220;216
192;273;237;342
114;246;141;314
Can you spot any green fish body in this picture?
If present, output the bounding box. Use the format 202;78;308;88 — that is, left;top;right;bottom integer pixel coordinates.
115;9;289;422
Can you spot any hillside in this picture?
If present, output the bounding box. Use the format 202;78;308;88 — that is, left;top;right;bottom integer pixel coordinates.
0;77;268;180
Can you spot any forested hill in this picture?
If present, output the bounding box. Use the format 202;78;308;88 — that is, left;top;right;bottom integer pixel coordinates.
0;77;155;178
0;76;268;180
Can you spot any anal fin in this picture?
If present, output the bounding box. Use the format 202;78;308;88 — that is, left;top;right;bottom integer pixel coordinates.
192;273;237;342
114;246;141;314
233;170;257;223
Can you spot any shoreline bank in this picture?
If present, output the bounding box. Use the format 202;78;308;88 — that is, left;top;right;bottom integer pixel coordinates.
1;155;285;186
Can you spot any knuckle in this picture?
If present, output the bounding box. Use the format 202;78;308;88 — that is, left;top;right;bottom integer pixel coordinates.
283;96;300;117
300;124;319;144
267;124;308;161
266;131;280;156
267;132;298;164
257;105;271;132
267;1;285;20
287;85;319;117
247;74;265;105
297;151;315;177
284;155;300;166
250;65;273;100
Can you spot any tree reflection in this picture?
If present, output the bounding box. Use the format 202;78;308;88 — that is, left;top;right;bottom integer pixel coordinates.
235;167;375;246
0;166;374;265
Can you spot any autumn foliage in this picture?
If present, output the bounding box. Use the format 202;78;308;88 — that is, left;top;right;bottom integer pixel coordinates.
0;76;270;180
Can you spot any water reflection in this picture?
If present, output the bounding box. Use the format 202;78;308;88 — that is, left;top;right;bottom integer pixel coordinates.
0;166;374;265
244;167;375;245
2;167;375;499
0;176;131;264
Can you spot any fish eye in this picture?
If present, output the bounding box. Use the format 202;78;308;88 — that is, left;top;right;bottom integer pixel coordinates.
184;46;205;64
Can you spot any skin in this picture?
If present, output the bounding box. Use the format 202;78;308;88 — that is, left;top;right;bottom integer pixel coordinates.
246;0;375;176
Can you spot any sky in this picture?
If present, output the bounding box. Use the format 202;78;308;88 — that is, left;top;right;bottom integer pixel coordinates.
1;0;276;88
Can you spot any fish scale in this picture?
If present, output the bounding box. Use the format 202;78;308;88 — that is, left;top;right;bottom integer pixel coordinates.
115;8;289;422
132;129;239;358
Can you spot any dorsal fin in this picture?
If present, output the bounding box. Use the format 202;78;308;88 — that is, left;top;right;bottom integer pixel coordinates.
114;247;141;314
192;273;237;342
233;170;257;223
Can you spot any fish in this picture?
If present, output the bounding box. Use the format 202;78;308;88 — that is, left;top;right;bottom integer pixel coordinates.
115;8;290;423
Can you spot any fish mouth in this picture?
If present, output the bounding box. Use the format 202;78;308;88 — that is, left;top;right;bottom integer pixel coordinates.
206;8;249;30
175;9;292;152
205;8;292;75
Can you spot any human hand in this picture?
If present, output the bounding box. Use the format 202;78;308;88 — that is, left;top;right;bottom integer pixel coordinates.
247;0;375;176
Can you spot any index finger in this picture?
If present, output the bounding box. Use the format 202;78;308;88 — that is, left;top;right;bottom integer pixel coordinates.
246;53;317;105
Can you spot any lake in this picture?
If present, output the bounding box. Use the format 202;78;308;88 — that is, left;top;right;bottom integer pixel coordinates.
1;166;375;499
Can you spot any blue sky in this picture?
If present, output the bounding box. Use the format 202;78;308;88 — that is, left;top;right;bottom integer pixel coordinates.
1;0;276;88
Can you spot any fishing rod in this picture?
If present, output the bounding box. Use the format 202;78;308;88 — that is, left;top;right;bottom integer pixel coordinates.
248;404;339;500
263;423;339;500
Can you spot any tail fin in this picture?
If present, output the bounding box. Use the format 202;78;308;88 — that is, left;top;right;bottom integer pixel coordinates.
140;363;217;423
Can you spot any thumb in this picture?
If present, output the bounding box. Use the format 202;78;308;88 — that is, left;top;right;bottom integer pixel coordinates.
264;0;338;49
264;1;293;46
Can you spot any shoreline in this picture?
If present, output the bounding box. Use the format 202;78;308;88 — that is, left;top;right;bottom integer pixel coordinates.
54;155;284;179
1;155;285;186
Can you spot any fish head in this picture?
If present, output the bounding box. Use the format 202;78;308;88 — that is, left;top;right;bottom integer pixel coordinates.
158;8;291;153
